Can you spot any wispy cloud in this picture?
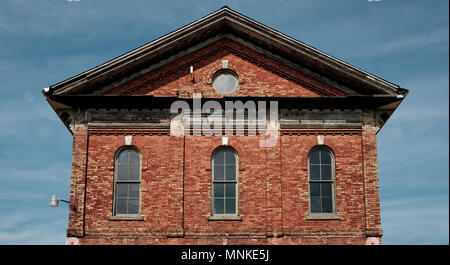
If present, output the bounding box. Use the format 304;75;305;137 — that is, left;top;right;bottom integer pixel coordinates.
381;195;449;244
380;28;448;52
0;161;71;183
343;27;449;60
0;209;67;245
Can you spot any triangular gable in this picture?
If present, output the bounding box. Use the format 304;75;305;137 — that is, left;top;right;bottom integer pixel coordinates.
104;38;347;97
45;6;406;98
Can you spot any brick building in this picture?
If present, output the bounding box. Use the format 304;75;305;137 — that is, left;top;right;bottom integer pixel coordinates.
44;7;407;245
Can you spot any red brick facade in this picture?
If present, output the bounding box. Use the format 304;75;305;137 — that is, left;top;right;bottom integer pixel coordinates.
46;7;406;245
65;126;380;245
64;41;383;245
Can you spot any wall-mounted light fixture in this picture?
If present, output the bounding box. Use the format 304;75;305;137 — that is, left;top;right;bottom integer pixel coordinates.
190;66;195;83
50;194;76;210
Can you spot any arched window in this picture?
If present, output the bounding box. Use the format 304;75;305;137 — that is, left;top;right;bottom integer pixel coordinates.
308;146;335;214
113;147;141;215
212;148;238;215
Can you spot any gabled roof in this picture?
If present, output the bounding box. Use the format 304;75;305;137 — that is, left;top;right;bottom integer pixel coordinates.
44;6;408;98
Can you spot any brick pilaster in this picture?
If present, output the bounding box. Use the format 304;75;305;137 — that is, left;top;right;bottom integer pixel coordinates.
166;135;185;237
264;133;284;237
361;110;383;237
67;126;88;237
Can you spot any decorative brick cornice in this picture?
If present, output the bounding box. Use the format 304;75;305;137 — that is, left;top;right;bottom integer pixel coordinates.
280;128;362;135
88;128;170;135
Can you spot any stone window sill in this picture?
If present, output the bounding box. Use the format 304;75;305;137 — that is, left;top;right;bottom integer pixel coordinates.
109;215;145;221
208;215;243;221
306;213;341;220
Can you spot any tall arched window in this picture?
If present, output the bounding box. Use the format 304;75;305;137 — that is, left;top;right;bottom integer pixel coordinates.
113;147;141;216
212;148;238;215
308;146;335;214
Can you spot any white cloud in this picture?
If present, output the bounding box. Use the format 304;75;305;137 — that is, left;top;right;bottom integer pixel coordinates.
340;26;449;60
379;28;449;53
0;209;67;245
0;160;71;184
381;195;449;244
0;95;61;138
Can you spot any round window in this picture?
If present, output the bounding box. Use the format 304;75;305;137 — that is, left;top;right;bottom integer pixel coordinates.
212;69;238;94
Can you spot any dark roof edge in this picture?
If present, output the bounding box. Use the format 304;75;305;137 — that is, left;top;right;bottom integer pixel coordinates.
45;94;405;111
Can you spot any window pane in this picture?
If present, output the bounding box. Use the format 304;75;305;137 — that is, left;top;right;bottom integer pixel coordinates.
310;198;321;213
117;151;128;165
214;183;224;197
310;183;320;197
117;165;129;180
115;198;127;214
129;150;140;165
322;197;333;213
321;165;332;180
214;199;224;214
128;183;140;198
115;148;141;216
225;198;236;214
309;165;320;180
321;183;332;197
129;165;140;180
321;151;331;164
116;183;128;197
225;183;236;197
225;151;235;165
309;148;334;214
128;199;139;214
214;151;225;165
309;150;320;164
225;165;236;180
213;70;238;94
214;165;224;180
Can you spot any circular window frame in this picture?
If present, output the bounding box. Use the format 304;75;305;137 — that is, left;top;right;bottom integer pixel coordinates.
212;69;239;94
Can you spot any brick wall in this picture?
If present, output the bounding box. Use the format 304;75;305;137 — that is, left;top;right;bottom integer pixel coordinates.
64;38;382;245
66;130;380;245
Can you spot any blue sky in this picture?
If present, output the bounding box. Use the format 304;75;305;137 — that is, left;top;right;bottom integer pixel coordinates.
0;0;448;245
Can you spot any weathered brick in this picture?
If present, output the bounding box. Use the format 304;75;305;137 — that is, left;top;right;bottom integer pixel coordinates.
62;33;385;246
